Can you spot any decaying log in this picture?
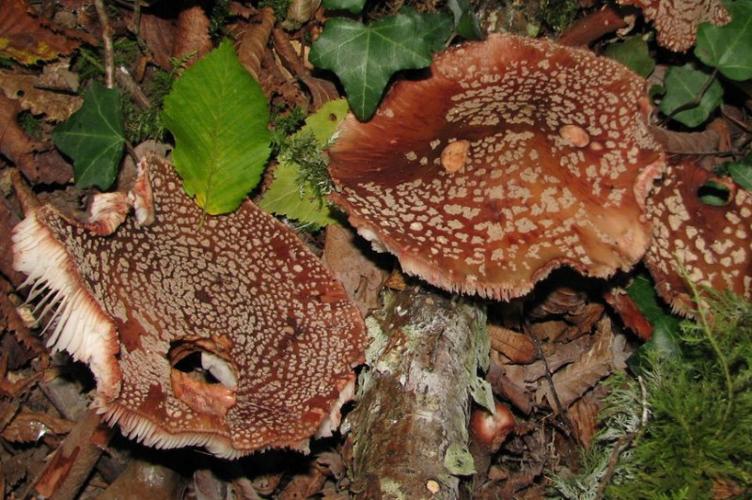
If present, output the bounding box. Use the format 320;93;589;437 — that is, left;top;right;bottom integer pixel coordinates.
348;287;488;499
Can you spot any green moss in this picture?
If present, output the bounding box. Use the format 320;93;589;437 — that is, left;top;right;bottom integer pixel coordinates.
541;0;579;33
17;111;43;140
260;0;292;22
551;290;752;499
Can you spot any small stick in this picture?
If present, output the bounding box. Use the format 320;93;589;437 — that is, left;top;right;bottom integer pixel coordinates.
115;65;151;109
94;0;115;89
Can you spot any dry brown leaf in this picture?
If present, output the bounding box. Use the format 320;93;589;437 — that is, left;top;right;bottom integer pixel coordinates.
323;224;388;315
650;125;721;154
0;0;80;65
488;325;536;364
0;94;73;184
236;8;275;81
98;460;184;500
134;13;176;70
568;388;603;448
605;288;653;341
0;70;82;122
279;465;327;499
33;410;113;499
282;0;321;31
272;28;340;110
39;59;80;93
172;5;212;67
536;318;627;409
487;357;533;414
252;473;283;496
1;409;74;443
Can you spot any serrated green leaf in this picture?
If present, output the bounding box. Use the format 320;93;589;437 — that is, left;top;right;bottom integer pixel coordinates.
259;99;348;227
659;64;723;127
322;0;366;14
604;35;655;78
162;40;271;215
727;158;752;191
695;0;752;81
52;81;124;190
447;0;483;40
309;9;452;121
259;162;338;227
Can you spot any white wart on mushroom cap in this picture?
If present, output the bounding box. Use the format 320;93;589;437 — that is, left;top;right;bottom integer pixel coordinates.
328;34;664;300
12;156;365;458
617;0;730;52
646;161;752;315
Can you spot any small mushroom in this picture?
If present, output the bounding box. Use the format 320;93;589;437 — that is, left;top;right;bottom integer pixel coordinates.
645;161;752;315
12;156;365;458
617;0;730;52
328;34;664;300
470;401;515;453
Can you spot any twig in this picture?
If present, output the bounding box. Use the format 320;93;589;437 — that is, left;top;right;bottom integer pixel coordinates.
115;65;151;109
94;0;115;89
595;375;649;500
530;334;573;435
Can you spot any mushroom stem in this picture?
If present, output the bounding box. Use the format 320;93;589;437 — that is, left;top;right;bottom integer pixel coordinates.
558;5;628;47
348;287;486;499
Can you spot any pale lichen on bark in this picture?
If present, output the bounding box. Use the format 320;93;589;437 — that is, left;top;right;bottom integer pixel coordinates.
347;287;489;499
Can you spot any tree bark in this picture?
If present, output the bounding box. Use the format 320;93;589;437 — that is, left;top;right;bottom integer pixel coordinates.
348;287;487;499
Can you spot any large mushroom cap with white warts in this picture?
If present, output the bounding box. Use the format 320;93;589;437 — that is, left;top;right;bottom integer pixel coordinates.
617;0;730;52
646;161;752;315
12;156;365;458
328;34;664;301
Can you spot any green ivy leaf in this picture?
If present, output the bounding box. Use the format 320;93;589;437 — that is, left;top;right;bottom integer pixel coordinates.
162;40;271;215
322;0;366;14
447;0;483;40
726;157;752;191
659;64;723;128
52;81;124;190
604;35;655;78
695;0;752;81
309;9;452;121
259;99;348;227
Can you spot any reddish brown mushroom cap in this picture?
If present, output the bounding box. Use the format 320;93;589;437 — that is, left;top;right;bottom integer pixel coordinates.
328;34;664;300
617;0;730;52
12;156;365;458
646;161;752;315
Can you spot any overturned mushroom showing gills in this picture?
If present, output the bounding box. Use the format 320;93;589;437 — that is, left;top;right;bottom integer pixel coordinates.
328;34;663;300
646;161;752;315
12;156;364;458
617;0;730;52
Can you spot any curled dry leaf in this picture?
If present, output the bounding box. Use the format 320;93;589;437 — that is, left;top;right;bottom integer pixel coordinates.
1;409;74;443
0;70;83;122
0;94;73;184
487;325;536;364
236;8;276;81
282;0;322;31
649;124;721;155
172;5;212;67
323;224;388;316
133;13;176;70
0;0;80;65
604;287;653;340
536;318;628;410
273;28;340;110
